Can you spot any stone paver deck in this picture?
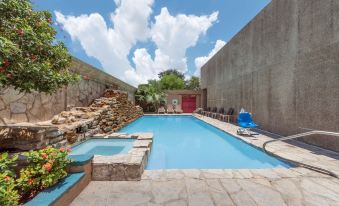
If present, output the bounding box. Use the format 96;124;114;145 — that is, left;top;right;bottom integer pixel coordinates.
72;169;339;206
71;115;339;206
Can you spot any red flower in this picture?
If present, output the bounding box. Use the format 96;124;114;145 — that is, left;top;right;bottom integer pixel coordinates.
4;176;11;182
42;163;52;171
0;67;4;73
83;75;90;80
16;29;24;36
28;179;33;186
3;60;10;67
31;55;37;61
6;73;12;79
59;148;65;152
41;153;48;159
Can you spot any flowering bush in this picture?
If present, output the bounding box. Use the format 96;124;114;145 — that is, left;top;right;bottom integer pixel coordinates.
0;153;19;206
17;147;71;195
0;0;79;93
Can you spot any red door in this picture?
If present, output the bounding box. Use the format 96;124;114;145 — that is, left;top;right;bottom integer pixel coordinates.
182;95;196;113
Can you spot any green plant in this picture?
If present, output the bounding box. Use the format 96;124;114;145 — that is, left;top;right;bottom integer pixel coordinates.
0;153;19;206
136;80;166;112
17;147;71;195
0;0;79;93
185;76;200;90
159;74;185;90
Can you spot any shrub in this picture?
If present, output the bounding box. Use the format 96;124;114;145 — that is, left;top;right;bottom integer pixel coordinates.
0;0;79;93
0;153;19;206
17;147;71;195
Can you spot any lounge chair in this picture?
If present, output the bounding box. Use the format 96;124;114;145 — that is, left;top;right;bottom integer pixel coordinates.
167;105;174;114
237;112;258;136
175;104;183;114
209;107;217;117
215;108;224;119
220;108;235;122
194;108;203;114
158;107;166;114
202;107;211;116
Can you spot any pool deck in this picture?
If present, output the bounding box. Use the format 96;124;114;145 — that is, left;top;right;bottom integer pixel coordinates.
71;115;339;206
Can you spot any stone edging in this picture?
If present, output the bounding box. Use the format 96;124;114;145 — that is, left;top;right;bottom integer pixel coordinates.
193;114;339;177
91;132;153;181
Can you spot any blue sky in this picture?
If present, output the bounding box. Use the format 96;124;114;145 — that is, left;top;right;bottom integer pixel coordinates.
32;0;270;86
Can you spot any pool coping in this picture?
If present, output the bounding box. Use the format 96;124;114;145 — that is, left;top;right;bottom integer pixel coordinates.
90;132;153;181
192;114;339;177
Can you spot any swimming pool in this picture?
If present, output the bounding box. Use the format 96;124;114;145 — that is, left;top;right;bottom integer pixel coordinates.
120;116;290;169
71;139;135;156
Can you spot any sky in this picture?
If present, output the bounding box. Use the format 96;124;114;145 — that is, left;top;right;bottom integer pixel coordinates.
31;0;270;86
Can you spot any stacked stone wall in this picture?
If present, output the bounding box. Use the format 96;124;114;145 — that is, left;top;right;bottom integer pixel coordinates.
0;90;143;151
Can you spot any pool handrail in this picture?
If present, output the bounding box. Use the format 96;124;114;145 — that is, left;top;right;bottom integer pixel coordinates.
262;129;339;178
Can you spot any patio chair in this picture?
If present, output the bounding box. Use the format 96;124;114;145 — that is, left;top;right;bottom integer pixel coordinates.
167;105;174;114
175;104;183;114
215;108;224;119
194;108;203;114
220;108;235;122
158;107;166;114
237;112;258;136
202;107;211;116
209;107;218;118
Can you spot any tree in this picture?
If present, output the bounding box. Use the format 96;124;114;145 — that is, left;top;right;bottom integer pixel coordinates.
159;74;185;90
135;80;166;112
185;76;200;90
158;69;185;80
0;0;79;93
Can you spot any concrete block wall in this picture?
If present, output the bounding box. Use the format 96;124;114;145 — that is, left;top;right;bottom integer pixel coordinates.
201;0;339;151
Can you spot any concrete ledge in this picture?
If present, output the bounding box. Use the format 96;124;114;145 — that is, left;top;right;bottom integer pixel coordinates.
26;172;90;206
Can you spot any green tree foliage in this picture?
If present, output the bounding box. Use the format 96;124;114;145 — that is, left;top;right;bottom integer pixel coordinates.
185;76;200;90
135;80;166;112
136;70;200;112
159;74;185;90
158;69;185;80
0;0;79;93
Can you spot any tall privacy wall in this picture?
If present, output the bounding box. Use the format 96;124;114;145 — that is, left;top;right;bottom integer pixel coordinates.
0;57;136;124
201;0;339;151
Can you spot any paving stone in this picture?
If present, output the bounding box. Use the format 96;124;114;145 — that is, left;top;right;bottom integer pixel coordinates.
271;178;304;206
237;179;286;206
142;170;166;180
151;180;186;204
107;192;152;206
202;169;227;179
188;192;214;206
220;179;242;194
166;170;185;180
183;170;202;179
210;191;235;206
185;178;207;194
165;200;187;206
230;190;257;206
251;169;281;179
236;169;253;179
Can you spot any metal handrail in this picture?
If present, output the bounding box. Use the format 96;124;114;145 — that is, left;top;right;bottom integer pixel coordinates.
262;130;339;178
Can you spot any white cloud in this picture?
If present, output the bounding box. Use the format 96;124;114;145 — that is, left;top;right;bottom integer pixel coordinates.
194;40;226;76
129;8;219;84
55;0;218;86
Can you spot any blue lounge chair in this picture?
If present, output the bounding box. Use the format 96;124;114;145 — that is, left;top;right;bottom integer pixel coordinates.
237;112;258;135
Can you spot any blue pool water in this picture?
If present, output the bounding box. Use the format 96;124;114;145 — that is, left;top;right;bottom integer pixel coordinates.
120;116;290;169
71;139;134;156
